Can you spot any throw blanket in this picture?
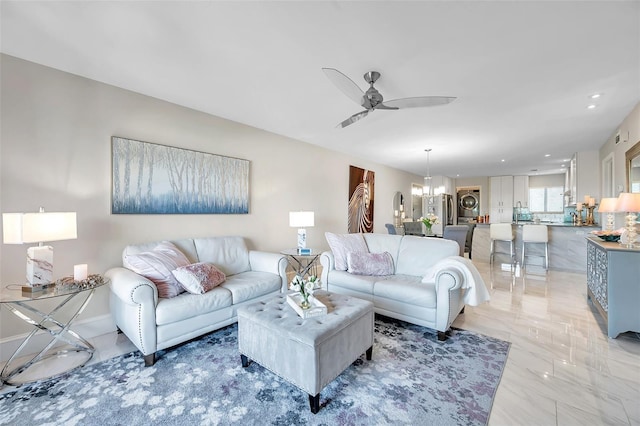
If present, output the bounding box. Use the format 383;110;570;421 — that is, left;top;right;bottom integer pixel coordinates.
422;256;491;306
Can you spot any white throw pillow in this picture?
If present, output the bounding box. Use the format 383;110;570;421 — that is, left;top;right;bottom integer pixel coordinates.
325;232;369;271
172;263;226;294
123;241;191;298
347;251;394;276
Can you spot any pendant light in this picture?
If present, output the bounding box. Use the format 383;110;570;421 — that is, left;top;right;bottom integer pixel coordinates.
424;148;433;203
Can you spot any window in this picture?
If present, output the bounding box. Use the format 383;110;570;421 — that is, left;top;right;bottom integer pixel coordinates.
529;186;564;213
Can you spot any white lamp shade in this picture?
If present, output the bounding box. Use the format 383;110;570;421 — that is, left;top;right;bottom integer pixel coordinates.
616;193;640;213
3;212;77;244
289;211;314;228
598;197;619;213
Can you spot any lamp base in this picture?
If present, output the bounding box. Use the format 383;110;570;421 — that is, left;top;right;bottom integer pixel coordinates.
26;245;53;287
297;228;307;250
624;213;639;248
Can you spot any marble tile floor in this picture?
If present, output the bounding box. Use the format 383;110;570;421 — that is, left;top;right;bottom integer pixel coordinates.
2;262;639;425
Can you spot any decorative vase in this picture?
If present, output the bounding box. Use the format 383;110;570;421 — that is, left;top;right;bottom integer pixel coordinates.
300;295;311;310
425;225;433;236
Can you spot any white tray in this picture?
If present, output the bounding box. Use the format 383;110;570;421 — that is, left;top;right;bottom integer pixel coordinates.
286;293;327;318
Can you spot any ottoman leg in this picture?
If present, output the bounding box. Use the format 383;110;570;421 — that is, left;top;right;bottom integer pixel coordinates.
240;354;250;367
366;346;373;361
309;393;320;414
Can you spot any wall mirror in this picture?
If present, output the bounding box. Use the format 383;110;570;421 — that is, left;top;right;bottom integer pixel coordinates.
411;183;423;221
626;140;640;193
392;191;404;220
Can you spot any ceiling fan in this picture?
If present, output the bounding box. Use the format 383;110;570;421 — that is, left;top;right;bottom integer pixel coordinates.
322;68;456;128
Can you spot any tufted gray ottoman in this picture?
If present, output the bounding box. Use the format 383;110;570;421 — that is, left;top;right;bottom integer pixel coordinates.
237;291;374;413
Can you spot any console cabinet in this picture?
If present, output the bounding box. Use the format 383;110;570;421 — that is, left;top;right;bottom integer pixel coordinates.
586;237;640;338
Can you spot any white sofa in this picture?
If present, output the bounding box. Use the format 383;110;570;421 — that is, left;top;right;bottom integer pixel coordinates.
106;236;288;366
320;233;488;340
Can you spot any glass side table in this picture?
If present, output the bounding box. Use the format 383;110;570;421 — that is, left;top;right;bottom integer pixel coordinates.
280;249;322;280
0;277;107;386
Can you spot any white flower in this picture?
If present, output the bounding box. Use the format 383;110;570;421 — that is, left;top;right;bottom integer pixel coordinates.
292;284;301;292
304;282;314;292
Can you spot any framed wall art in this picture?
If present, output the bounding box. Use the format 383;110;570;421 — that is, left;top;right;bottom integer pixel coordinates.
111;137;249;214
348;165;375;233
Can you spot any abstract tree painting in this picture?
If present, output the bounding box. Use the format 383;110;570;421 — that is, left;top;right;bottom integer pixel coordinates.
348;165;375;233
112;137;249;214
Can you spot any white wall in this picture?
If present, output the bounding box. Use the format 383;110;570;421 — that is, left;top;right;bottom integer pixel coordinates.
599;101;640;228
0;55;421;344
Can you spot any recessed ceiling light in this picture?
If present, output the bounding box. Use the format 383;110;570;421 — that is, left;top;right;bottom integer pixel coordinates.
501;159;505;162
544;154;550;157
587;104;597;109
561;164;566;168
589;93;602;99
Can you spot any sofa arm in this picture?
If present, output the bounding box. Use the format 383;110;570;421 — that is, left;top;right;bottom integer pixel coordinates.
249;251;288;292
105;267;158;357
434;268;465;333
319;251;335;289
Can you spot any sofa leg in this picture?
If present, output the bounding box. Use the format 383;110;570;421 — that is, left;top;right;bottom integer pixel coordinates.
437;331;447;341
144;353;156;367
241;354;250;368
309;393;320;414
460;306;465;314
365;346;373;361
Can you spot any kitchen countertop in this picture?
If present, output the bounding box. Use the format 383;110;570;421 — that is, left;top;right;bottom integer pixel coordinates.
474;222;599;228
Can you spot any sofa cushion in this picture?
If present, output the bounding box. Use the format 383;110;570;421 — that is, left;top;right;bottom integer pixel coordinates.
220;271;282;304
395;236;459;276
193;237;251;276
172;262;226;294
373;275;437;308
155;286;233;325
326;270;378;294
347;251;394;276
325;232;369;271
123;241;191;298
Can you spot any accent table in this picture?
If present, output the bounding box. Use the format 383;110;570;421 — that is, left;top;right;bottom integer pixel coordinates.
0;278;106;385
280;248;322;279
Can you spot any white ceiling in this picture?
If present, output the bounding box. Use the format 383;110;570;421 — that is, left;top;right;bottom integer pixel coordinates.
2;1;639;178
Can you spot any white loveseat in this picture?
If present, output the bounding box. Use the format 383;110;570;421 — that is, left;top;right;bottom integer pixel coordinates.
320;233;489;340
106;236;287;366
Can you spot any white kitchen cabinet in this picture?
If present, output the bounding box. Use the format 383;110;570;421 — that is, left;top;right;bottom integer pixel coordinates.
490;176;513;223
513;175;529;208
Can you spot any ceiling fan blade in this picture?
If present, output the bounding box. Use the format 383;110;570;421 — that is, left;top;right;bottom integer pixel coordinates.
373;103;399;111
382;96;456;109
323;68;366;106
337;110;369;128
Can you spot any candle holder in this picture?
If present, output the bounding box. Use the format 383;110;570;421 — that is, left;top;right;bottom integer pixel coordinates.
586;205;597;226
575;209;583;226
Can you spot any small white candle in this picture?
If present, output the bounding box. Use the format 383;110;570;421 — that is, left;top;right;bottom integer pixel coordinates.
589;197;595;207
400;204;404;212
74;264;88;281
584;195;590;203
576;202;583;211
394;210;399;217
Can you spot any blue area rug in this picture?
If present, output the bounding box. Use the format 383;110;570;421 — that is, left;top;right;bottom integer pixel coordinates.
0;316;510;425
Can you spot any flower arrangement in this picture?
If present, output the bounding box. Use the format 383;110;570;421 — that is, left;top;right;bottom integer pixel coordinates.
290;275;319;309
420;213;440;229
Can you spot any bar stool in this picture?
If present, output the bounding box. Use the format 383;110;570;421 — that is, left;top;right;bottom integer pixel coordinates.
489;223;515;265
522;224;549;270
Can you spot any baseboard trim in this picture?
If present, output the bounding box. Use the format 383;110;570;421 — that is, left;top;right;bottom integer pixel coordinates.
0;314;116;363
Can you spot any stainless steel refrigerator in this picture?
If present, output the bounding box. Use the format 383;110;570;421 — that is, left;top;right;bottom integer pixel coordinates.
424;194;454;236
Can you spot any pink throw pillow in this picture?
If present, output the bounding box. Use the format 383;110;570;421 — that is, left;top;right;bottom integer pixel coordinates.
325;232;369;271
347;251;394;276
172;263;226;294
123;241;191;298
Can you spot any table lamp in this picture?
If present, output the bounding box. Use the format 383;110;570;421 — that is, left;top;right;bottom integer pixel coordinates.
597;197;618;232
615;193;640;248
289;211;314;252
2;207;77;290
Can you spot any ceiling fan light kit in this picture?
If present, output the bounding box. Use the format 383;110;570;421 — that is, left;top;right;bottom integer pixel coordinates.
322;68;456;128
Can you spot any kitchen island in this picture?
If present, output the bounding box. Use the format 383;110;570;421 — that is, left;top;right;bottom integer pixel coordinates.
471;222;599;273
